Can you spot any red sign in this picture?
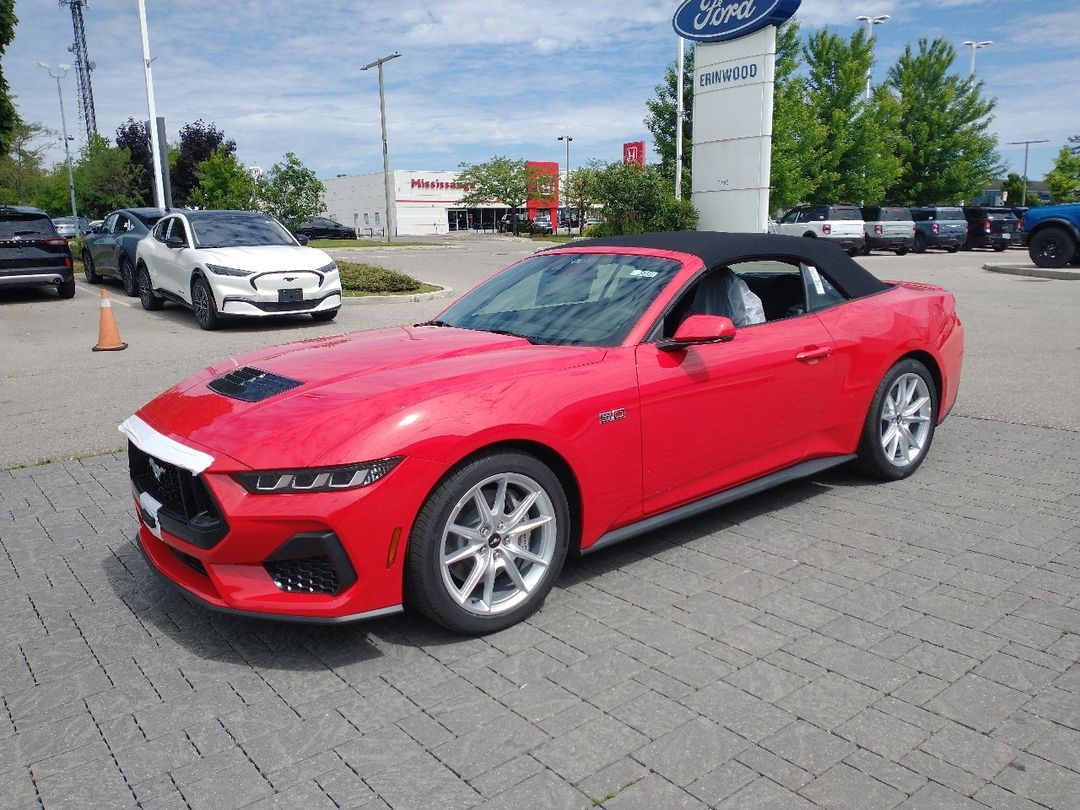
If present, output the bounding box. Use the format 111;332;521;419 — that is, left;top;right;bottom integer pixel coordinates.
623;141;646;166
525;161;559;222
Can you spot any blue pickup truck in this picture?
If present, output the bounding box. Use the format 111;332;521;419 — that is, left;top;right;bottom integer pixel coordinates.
1024;203;1080;268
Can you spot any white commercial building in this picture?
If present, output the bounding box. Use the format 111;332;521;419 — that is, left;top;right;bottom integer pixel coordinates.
321;170;512;237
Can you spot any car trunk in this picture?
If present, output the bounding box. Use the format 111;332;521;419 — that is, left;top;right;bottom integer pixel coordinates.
0;215;71;276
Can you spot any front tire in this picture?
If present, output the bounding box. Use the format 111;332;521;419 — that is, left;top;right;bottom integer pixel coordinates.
406;451;570;634
191;276;221;330
119;257;138;296
855;359;937;481
138;264;163;311
1028;227;1076;268
83;249;100;283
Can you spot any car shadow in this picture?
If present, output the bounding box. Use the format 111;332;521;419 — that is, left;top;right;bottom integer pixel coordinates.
138;301;336;334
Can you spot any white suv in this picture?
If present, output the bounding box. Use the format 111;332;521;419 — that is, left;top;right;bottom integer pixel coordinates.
771;205;865;255
136;210;342;330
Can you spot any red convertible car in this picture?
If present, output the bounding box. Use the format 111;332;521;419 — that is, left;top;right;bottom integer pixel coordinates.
121;232;963;634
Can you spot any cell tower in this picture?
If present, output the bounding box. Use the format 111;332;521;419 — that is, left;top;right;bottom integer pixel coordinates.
60;0;97;140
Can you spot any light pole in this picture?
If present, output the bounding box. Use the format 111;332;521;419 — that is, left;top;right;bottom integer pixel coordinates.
676;35;685;200
1007;139;1049;205
856;15;889;101
361;52;401;244
961;40;992;76
557;135;572;234
38;62;79;226
136;0;166;209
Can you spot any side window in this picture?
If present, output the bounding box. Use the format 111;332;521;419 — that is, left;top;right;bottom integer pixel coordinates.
782;209;799;224
116;215;132;233
731;259;804;322
168;218;190;246
801;263;847;312
103;213;120;233
152;219;169;243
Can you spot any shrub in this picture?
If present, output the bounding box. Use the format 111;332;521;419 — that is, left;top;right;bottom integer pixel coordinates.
338;261;425;294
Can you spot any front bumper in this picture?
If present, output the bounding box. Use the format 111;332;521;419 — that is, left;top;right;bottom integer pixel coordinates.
208;268;342;317
123;415;448;621
220;289;342;317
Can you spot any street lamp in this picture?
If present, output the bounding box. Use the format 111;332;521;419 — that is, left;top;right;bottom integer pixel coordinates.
961;40;992;76
136;0;167;210
361;51;401;244
1006;139;1049;205
856;15;889;101
37;62;79;227
557;135;572;234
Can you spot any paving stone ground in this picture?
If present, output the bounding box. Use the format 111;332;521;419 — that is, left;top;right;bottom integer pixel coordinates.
1;415;1078;809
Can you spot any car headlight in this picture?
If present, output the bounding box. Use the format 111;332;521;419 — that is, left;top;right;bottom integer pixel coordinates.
317;261;338;276
233;456;402;493
205;263;253;277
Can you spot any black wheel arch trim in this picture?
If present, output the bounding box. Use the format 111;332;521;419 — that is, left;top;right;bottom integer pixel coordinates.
1027;218;1080;241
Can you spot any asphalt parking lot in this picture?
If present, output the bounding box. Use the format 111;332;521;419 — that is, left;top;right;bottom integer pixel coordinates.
1;237;1078;809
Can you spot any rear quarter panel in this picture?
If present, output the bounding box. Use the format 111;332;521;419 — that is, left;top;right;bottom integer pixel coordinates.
808;285;963;457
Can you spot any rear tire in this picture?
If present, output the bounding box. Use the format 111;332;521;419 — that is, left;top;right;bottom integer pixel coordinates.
912;232;927;254
992;243;1007;252
83;249;100;283
855;358;937;481
138;264;164;311
946;245;958;253
895;246;909;256
58;277;76;299
406;451;570;634
1028;227;1075;268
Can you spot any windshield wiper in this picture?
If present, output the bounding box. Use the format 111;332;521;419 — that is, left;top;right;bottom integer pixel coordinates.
484;328;540;345
417;319;453;327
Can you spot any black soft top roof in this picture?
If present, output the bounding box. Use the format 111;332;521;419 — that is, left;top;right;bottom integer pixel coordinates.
568;231;889;299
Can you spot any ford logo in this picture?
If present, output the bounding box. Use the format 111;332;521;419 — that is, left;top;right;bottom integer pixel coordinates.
673;0;801;43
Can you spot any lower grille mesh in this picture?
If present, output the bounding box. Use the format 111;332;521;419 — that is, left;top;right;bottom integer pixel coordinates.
264;556;341;595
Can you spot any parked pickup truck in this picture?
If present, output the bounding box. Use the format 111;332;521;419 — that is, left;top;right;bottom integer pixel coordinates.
771;204;864;255
1023;203;1080;268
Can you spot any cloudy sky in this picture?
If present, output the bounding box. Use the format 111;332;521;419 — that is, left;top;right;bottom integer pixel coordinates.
8;0;1080;185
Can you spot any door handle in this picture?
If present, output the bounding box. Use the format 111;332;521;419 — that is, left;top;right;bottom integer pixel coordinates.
796;346;832;362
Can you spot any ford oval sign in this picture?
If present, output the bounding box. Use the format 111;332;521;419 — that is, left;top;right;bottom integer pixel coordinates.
673;0;801;42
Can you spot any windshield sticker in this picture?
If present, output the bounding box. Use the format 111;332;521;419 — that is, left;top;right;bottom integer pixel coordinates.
628;269;659;278
808;265;826;295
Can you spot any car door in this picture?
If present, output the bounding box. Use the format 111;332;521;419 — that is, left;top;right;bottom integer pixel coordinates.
636;259;841;517
775;208;800;236
92;213;120;275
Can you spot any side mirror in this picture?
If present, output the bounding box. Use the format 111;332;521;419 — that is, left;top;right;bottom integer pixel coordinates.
296;234;309;246
658;314;737;352
165;234;186;249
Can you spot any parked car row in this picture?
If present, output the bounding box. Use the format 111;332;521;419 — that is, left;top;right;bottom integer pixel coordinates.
771;204;1025;255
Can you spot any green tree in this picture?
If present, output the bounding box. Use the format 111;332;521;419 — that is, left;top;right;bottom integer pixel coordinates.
191;146;255;210
1045;143;1080;203
72;134;142;218
457;155;530;234
802;27;901;204
564;162;602;232
0;119;53;204
0;0;18;157
644;45;693;197
258;151;323;223
591;161;696;235
115;118;154;206
770;20;827;213
999;172;1040;207
884;38;1002;205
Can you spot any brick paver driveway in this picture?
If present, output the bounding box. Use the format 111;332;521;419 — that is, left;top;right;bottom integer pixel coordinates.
2;415;1077;809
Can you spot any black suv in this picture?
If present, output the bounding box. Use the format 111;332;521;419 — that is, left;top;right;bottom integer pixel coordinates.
962;206;1017;251
0;206;76;298
290;217;356;240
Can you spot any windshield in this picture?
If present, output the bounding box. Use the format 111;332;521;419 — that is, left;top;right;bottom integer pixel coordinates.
188;215;296;248
435;252;681;347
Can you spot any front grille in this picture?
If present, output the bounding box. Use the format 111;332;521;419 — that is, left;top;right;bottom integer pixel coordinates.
264;556;341;595
207;366;303;402
129;441;228;548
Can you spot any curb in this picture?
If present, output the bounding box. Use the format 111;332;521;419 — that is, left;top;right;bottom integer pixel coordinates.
342;285;454;305
983;263;1080;281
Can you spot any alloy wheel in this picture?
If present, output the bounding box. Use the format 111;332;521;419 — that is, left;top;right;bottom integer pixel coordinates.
879;372;932;467
439;472;557;616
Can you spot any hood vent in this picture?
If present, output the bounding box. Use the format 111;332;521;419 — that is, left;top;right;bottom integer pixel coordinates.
208;367;303;402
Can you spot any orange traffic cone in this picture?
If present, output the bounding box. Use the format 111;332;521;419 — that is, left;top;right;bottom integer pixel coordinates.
92;289;128;352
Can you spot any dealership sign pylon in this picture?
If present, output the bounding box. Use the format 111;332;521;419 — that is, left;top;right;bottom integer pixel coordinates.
673;0;801;233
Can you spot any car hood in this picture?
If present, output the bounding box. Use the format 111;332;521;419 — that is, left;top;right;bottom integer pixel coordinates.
192;244;332;271
135;325;605;470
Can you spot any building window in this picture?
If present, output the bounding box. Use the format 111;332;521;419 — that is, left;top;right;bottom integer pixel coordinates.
364;213;369;225
375;212;381;225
